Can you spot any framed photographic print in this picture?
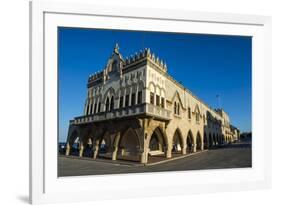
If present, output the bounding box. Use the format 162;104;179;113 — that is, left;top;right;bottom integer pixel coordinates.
30;1;272;204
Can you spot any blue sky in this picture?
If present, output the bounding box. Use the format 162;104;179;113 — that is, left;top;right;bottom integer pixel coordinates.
58;27;252;142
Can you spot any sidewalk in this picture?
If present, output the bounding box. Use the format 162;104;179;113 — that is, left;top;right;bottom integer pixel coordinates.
60;149;208;167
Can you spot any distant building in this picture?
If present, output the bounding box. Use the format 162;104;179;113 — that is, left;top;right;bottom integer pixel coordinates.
65;44;240;164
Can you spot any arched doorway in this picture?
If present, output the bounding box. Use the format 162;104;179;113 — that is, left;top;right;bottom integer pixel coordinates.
186;130;194;153
118;128;140;161
148;127;167;159
98;132;113;159
83;137;93;157
172;128;183;155
196;132;202;151
68;130;80;156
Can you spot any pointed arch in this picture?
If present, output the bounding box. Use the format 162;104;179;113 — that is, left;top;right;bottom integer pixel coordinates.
148;126;168;157
117;127;141;161
103;87;116;102
196;131;202;150
148;81;156;93
171;91;185;110
172;128;184;154
66;127;83;156
186;130;194;153
110;95;114;111
98;131;113;158
194;104;201;114
105;97;110;112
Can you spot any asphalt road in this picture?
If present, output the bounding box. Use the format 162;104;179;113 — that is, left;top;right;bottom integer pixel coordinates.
58;140;252;177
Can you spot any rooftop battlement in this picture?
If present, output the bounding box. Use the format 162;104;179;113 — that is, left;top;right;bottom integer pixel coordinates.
123;48;167;72
87;44;168;86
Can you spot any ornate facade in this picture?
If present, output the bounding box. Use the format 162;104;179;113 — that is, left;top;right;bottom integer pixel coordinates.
65;44;240;164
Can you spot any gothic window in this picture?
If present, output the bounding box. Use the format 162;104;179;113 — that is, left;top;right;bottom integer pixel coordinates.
150;92;154;105
110;96;114;111
131;93;136;106
156;95;160;106
105;97;110;112
93;103;97;114
119;96;124;108
98;102;101;113
196;112;200;122
125;94;129;107
161;97;165;108
86;104;89;115
188;107;191;119
89;103;93;114
137;91;142;104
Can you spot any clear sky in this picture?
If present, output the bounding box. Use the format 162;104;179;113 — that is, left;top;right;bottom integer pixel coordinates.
58;27;252;142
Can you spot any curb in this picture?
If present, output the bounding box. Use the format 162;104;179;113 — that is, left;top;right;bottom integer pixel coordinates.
146;150;208;166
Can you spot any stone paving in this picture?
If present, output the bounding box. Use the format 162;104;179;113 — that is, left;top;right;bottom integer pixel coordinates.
58;141;252;177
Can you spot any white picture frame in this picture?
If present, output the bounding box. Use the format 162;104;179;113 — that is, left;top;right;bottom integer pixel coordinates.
30;1;272;204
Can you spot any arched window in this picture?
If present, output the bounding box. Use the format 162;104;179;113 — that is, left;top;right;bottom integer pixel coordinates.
188;107;191;119
137;91;142;104
86;104;90;115
105;97;110;111
119;96;124;108
131;93;136;106
98;102;101;112
161;97;165;108
89;103;93;114
125;94;129;107
150;92;154;104
196;112;200;122
93;103;97;114
110;96;114;111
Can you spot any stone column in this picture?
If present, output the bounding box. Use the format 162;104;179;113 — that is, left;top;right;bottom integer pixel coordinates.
166;146;172;158
93;140;99;159
201;143;204;151
193;144;197;153
112;132;120;161
141;149;148;164
65;142;71;156
182;143;187;155
79;144;84;157
112;147;118;161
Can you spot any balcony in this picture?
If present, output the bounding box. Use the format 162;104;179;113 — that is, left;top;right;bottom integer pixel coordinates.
70;103;171;125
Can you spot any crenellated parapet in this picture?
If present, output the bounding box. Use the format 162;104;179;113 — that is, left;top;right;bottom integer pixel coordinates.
87;70;104;87
87;45;168;88
123;48;167;72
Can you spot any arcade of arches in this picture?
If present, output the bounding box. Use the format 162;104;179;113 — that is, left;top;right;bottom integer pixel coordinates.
65;118;231;164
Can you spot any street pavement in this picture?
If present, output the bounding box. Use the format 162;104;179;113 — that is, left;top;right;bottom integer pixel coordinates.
58;140;252;177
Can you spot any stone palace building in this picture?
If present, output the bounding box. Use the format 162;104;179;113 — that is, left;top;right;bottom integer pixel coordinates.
65;44;240;164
